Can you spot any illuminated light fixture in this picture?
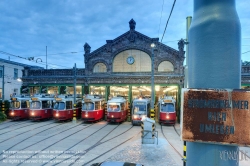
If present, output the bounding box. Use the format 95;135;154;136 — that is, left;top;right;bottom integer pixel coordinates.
111;115;114;118
155;86;160;92
85;114;88;117
56;113;59;117
133;115;138;119
31;112;34;116
151;43;156;48
11;112;14;115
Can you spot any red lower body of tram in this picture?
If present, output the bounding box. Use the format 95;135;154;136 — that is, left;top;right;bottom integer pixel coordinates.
159;112;176;125
9;109;29;120
107;110;127;123
29;109;53;120
53;108;81;121
82;109;104;122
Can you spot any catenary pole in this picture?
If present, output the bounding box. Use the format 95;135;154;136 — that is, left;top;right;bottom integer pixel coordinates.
187;0;241;166
1;65;4;101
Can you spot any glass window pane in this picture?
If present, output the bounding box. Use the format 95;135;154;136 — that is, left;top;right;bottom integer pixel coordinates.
158;61;174;72
113;49;151;72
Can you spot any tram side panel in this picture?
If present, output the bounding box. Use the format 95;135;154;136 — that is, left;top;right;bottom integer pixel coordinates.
82;95;105;122
53;96;82;121
9;96;30;120
131;98;151;126
158;96;176;125
29;96;54;121
107;97;128;123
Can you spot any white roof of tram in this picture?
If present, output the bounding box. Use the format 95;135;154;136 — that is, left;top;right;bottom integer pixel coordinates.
158;96;175;103
133;97;150;103
10;95;31;101
30;94;55;101
107;97;126;103
82;94;104;103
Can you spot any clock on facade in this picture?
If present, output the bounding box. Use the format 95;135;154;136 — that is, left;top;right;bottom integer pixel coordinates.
127;56;135;64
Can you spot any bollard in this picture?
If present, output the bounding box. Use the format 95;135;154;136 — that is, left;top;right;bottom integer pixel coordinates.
2;102;5;114
72;104;77;124
183;141;186;166
141;117;157;144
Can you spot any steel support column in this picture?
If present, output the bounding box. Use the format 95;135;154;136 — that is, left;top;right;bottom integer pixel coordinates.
187;0;240;165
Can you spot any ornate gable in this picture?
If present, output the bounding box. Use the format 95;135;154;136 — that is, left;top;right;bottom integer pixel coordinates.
83;19;184;75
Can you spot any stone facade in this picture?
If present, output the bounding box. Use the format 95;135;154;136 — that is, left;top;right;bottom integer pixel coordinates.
22;19;185;88
21;19;250;91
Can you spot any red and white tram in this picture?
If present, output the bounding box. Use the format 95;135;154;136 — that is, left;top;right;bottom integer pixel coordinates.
9;95;30;120
107;97;128;123
29;94;54;120
131;97;151;125
53;95;82;121
82;95;105;122
158;96;176;125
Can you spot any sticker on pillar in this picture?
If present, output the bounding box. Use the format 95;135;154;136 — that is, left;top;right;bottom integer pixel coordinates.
181;88;250;146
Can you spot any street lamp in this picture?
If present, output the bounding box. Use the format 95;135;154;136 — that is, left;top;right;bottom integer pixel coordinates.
150;43;156;117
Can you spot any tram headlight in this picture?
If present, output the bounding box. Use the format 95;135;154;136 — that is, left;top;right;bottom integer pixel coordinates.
56;113;59;117
111;115;114;118
85;114;88;117
31;112;34;116
166;115;169;119
11;112;14;115
133;115;138;119
141;115;146;119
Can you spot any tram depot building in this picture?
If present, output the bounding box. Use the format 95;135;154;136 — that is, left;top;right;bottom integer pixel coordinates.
17;19;250;121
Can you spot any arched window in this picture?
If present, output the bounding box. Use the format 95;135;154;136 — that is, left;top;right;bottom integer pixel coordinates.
93;63;107;73
158;61;174;72
113;49;151;72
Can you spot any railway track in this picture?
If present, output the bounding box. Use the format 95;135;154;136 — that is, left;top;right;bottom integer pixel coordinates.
0;121;58;144
56;124;135;166
15;122;106;166
83;130;140;166
0;121;43;135
160;125;182;158
0;120;29;130
39;123;121;165
0;122;91;162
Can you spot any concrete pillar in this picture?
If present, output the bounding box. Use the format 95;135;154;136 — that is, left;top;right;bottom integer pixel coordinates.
187;0;241;165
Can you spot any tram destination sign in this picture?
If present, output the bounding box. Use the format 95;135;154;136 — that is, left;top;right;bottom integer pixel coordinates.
181;88;250;146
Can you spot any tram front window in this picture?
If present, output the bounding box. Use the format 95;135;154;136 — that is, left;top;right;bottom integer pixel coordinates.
10;101;20;109
108;104;120;112
21;101;29;108
30;101;41;109
82;103;94;111
133;105;146;115
161;103;175;112
54;102;65;110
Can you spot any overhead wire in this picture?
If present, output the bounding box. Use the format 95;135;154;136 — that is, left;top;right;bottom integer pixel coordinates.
0;51;73;69
242;50;250;54
160;0;177;43
158;0;165;38
30;51;84;58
